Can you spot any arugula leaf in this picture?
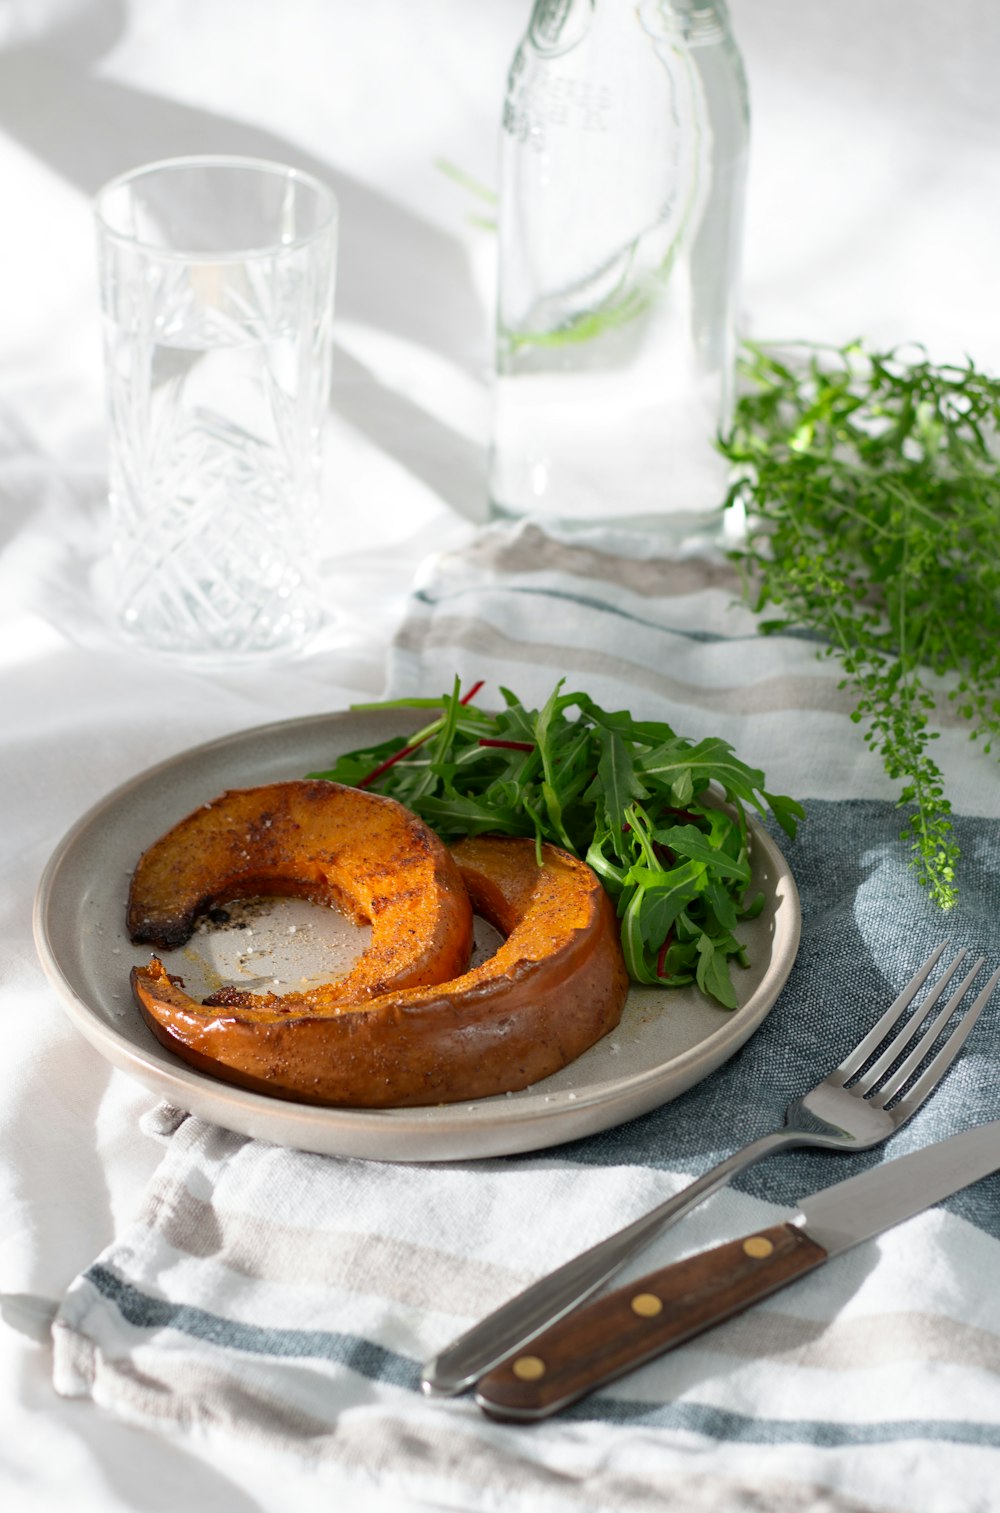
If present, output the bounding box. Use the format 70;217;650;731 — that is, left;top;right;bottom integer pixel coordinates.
640;737;771;820
309;680;802;1010
597;727;647;839
655;823;751;883
696;934;739;1010
631;861;706;947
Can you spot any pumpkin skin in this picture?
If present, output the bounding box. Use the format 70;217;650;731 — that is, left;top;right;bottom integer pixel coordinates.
127;780;475;1002
131;833;628;1108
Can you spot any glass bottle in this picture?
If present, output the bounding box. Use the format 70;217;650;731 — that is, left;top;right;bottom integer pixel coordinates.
489;0;750;537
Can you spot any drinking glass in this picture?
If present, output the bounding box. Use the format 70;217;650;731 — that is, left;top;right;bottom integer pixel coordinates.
94;156;338;659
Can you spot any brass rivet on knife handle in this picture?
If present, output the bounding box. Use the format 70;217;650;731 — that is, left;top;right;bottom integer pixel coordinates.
476;1223;829;1423
511;1355;546;1381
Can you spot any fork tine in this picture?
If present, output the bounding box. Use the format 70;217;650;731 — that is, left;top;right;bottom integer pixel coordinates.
883;965;1000;1117
867;957;985;1104
836;943;952;1083
849;949;970;1096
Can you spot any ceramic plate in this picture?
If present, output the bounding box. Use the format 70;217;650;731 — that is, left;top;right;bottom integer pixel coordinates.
33;709;801;1162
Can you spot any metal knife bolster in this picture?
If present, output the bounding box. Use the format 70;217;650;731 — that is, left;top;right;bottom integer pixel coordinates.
474;1121;1000;1423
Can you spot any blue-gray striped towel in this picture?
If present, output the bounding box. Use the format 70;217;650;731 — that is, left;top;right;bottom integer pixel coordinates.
53;519;1000;1513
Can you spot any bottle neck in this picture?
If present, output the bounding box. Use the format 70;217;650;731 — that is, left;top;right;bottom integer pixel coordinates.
526;0;733;58
639;0;731;46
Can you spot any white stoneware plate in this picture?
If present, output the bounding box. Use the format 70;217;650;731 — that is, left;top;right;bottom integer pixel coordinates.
33;709;801;1162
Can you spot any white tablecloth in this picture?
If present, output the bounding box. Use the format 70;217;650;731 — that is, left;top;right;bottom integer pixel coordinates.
5;3;1000;1510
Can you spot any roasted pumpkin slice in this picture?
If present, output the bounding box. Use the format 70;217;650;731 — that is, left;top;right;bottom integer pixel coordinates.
127;780;474;1001
131;834;629;1107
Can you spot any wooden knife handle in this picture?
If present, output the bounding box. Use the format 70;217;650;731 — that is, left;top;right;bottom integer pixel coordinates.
474;1222;827;1422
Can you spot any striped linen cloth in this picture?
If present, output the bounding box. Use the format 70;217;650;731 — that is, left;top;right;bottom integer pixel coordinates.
53;520;1000;1513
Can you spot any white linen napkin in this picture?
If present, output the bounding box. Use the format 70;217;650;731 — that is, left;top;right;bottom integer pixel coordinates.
52;520;1000;1513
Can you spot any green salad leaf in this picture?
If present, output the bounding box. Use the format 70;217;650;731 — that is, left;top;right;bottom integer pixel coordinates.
309;680;804;1010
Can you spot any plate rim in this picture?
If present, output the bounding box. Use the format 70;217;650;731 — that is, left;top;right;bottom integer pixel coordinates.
33;708;802;1158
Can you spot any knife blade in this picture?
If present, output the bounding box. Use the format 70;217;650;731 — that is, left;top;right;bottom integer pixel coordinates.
473;1118;1000;1422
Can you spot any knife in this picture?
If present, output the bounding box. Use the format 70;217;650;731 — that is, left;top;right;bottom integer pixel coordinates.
472;1119;1000;1422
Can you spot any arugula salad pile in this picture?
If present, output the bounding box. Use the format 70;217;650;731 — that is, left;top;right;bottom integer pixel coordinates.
311;680;803;1009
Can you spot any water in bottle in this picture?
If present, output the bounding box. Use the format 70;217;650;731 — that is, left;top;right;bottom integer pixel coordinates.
489;0;749;536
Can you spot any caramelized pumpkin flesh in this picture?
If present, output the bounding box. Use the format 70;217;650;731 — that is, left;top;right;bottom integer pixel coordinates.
127;780;475;1003
131;832;629;1108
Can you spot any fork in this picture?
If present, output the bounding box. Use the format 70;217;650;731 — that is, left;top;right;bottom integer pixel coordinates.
422;942;1000;1397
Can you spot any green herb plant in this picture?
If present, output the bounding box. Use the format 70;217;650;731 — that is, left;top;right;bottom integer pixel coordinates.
311;680;803;1009
719;339;1000;909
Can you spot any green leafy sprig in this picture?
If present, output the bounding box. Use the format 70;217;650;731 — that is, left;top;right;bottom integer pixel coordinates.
311;680;803;1009
719;339;1000;909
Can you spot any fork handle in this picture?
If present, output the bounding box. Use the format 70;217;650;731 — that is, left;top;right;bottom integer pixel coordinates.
420;1129;795;1397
